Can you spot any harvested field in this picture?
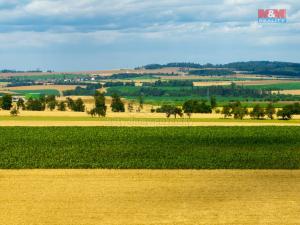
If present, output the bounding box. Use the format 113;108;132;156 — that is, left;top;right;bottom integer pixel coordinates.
193;81;232;86
0;170;299;225
278;90;300;95
0;85;86;95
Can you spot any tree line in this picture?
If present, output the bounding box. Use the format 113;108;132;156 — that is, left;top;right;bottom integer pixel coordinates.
0;92;126;117
221;102;300;120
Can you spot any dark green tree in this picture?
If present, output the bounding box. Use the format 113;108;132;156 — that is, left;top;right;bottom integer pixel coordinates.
210;96;217;109
1;94;12;110
277;108;293;120
250;104;265;119
66;97;75;110
73;98;85;112
156;105;183;118
182;100;194;118
17;98;25;110
111;93;125;112
221;105;232;118
90;91;106;117
265;103;276;119
26;98;45;111
57;101;66;111
138;95;144;110
47;101;57;111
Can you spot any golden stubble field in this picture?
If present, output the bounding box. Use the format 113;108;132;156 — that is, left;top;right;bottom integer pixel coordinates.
0;85;86;95
0;170;300;225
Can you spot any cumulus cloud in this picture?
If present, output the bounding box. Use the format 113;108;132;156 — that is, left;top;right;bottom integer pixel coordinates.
0;0;299;70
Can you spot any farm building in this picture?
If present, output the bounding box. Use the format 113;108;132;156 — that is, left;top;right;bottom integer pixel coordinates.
12;96;25;103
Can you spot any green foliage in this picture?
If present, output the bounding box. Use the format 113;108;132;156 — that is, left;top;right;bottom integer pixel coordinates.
277;108;293;120
47;101;57;111
66;97;85;112
1;94;12;110
111;93;125;112
88;91;107;117
17;98;25;110
156;105;183;118
138;95;144;109
63;84;101;96
221;105;232;118
142;61;300;77
1;127;300;169
250;104;265;119
265;103;276;119
74;98;85;112
210;96;217;109
106;83;272;99
277;103;300;120
189;69;235;76
26;98;45;111
222;101;248;120
182;99;212;118
57;101;66;111
10;107;19;116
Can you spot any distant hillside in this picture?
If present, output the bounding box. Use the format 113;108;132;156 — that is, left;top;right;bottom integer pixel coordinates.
139;61;300;77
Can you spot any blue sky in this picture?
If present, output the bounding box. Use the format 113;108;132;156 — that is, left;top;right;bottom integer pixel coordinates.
0;0;299;71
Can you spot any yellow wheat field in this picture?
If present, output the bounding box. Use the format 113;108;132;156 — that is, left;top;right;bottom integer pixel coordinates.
0;170;299;225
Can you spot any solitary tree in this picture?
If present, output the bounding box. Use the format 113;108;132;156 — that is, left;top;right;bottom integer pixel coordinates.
10;107;19;116
127;101;134;113
1;94;12;110
17;98;25;110
111;93;125;112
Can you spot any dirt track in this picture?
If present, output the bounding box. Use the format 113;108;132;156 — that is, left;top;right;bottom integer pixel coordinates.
0;170;299;225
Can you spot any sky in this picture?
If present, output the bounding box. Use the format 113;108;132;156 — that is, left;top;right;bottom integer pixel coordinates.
0;0;299;71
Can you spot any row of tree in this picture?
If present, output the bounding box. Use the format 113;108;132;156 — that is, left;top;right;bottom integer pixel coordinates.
222;102;300;120
156;97;216;118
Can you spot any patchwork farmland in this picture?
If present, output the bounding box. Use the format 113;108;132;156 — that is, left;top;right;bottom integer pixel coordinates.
1;61;300;224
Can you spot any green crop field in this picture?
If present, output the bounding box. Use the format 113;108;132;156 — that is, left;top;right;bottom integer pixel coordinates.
1;127;300;169
247;82;300;90
13;89;60;96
